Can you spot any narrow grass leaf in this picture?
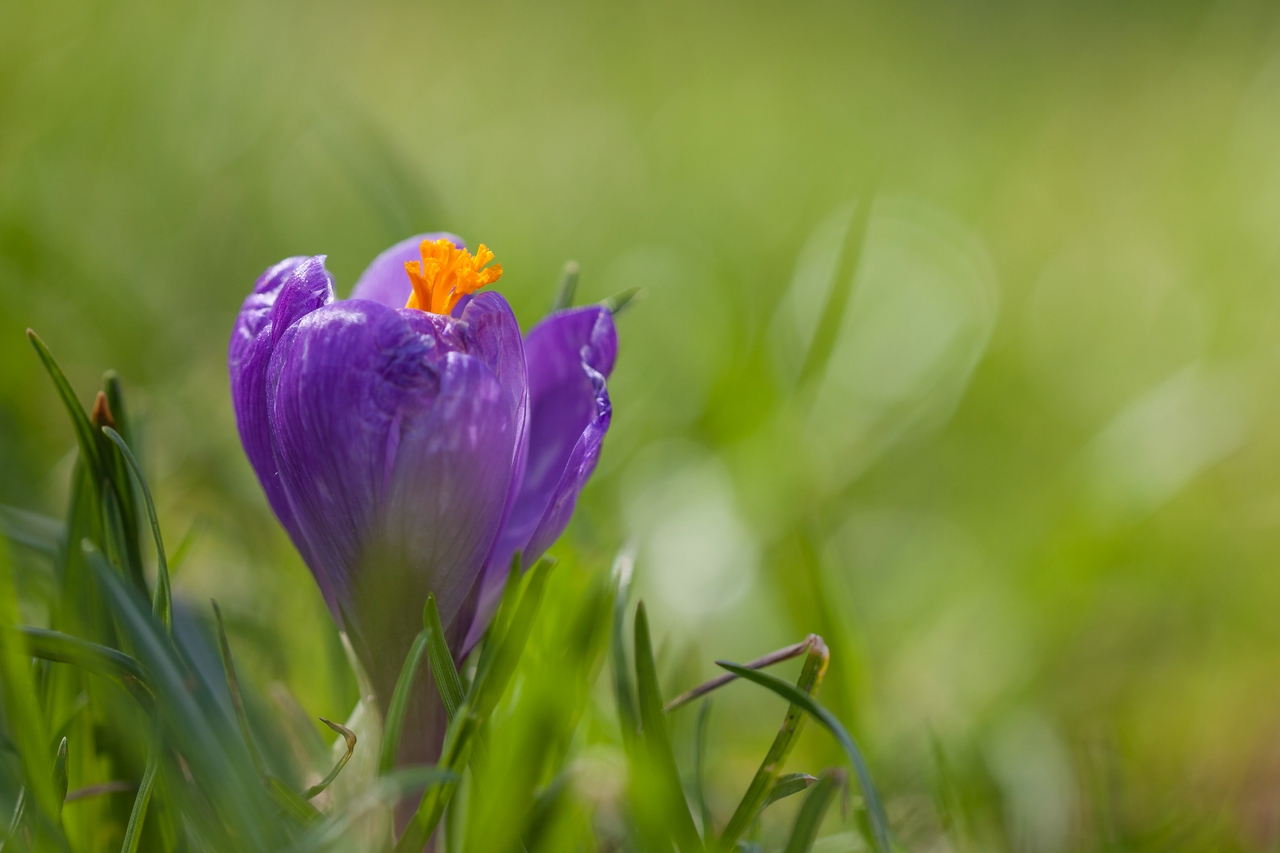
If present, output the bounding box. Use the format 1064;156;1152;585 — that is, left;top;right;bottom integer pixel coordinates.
424;595;464;721
52;738;67;818
715;662;890;853
695;699;714;842
266;775;321;825
551;260;579;312
472;558;554;720
634;602;703;853
393;709;478;853
102;427;171;632
0;539;63;830
26;331;104;481
16;627;148;705
763;774;818;810
379;630;427;775
719;639;828;848
211;599;266;775
0;506;63;559
120;732;161;853
782;770;844;853
307;718;357;798
603;287;641;316
610;546;638;740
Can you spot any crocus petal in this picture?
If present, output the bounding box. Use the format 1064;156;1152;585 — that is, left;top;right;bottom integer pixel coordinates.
466;305;616;649
228;255;336;593
348;232;465;307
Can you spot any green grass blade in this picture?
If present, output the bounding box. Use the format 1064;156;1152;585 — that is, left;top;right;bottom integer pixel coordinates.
781;770;843;853
211;599;265;775
634;602;703;853
695;699;714;842
52;738;67;818
26;330;104;481
472;558;555;720
764;774;818;810
266;775;321;825
0;506;63;559
472;553;522;691
85;543;280;851
120;732;161;853
714;661;890;853
551;260;579;312
0;539;63;832
795;193;874;390
17;627;146;691
393;710;478;853
306;718;356;798
603;286;641;316
424;595;464;721
101;427;171;632
610;547;638;741
719;639;829;847
378;631;427;776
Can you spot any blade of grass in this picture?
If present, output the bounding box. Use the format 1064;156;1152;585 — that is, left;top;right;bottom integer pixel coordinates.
603;287;640;316
714;662;890;853
795;193;874;391
610;545;638;741
0;506;63;559
52;738;67;819
378;630;428;776
665;637;814;713
782;770;844;853
694;698;715;842
718;638;829;848
266;775;321;825
551;260;579;312
306;718;356;799
634;602;703;853
764;774;818;810
26;331;104;482
102;427;171;632
471;558;554;720
120;731;161;853
16;627;147;702
211;599;265;775
393;708;479;853
424;595;464;721
0;540;63;833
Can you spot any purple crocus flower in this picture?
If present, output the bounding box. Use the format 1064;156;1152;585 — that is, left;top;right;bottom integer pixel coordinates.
228;233;616;765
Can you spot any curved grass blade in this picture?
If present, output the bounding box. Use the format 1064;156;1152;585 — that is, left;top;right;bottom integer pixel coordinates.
551;260;579;313
102;427;171;632
634;602;703;853
424;595;464;721
610;545;638;740
120;732;161;853
86;542;282;851
267;775;321;825
666;637;814;713
695;699;714;841
0;506;63;559
16;627;148;704
472;553;522;691
393;709;478;853
715;661;890;853
294;766;456;853
52;738;67;819
378;630;427;776
603;287;640;316
782;770;844;853
796;193;874;390
0;541;63;833
764;774;818;810
26;331;104;480
211;599;265;775
471;557;554;719
307;718;356;798
719;638;828;848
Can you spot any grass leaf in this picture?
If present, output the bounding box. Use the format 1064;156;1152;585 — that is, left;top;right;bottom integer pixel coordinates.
634;601;703;853
101;427;171;632
378;631;427;776
715;661;890;853
424;595;464;721
781;770;844;853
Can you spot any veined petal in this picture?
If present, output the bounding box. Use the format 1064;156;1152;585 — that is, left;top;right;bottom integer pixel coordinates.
349;232;465;307
466;305;616;648
228;255;335;587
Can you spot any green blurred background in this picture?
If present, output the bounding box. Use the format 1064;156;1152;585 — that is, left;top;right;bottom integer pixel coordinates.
6;0;1280;848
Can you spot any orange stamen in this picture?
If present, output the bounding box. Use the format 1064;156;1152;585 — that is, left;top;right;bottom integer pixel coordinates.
404;238;503;315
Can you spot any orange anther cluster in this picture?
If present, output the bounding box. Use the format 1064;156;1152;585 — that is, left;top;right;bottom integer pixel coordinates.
404;238;503;315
